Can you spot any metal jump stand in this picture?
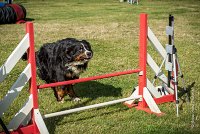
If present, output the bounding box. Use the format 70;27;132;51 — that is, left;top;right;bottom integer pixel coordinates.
165;15;188;117
151;15;188;117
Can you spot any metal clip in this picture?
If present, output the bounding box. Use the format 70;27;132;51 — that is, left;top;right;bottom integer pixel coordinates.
166;44;173;54
166;26;173;36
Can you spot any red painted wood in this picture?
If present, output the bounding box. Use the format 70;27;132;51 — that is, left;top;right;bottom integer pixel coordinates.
38;69;141;89
138;13;148;108
26;22;39;134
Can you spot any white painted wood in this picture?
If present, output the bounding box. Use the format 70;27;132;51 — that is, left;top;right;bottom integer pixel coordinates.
34;109;49;134
147;54;168;83
148;27;166;59
143;87;161;114
129;86;140;98
21;111;31;126
44;96;142;119
0;34;29;83
124;79;162;105
147;79;161;98
0;64;31;117
147;54;174;94
124;86;142;105
7;95;33;130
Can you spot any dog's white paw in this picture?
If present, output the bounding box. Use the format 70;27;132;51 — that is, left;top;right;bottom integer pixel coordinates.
58;98;65;103
72;97;81;102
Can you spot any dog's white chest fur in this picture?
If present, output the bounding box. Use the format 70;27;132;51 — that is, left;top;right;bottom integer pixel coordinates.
65;61;86;77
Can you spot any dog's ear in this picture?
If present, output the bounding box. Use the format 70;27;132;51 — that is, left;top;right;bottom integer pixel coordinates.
65;46;75;61
58;45;73;63
81;40;89;45
81;40;92;50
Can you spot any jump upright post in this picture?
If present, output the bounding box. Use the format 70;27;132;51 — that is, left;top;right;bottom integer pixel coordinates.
0;22;48;134
0;13;184;133
138;13;147;108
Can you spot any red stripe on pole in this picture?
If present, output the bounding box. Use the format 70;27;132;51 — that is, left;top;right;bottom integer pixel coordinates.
138;13;147;107
38;69;141;89
26;22;39;134
26;22;38;109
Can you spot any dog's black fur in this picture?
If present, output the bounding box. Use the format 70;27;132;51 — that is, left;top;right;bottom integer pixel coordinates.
23;38;93;102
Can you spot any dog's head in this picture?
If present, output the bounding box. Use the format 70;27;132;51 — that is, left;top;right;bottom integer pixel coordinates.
72;40;93;63
58;38;93;68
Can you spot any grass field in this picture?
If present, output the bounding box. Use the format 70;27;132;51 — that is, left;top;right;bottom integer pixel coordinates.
0;0;200;133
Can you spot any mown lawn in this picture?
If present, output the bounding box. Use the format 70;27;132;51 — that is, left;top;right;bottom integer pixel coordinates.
0;0;200;133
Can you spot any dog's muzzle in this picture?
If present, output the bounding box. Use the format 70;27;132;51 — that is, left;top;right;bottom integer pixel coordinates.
85;50;93;59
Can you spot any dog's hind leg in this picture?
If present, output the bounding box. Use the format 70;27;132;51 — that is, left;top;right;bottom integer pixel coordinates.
65;85;81;101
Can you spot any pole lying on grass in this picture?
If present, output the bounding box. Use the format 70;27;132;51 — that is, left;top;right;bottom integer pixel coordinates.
43;96;141;119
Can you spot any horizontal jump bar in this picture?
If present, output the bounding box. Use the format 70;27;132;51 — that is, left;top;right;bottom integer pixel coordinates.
38;69;141;89
43;96;141;119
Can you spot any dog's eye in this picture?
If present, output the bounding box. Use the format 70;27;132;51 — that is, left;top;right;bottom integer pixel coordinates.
79;47;83;52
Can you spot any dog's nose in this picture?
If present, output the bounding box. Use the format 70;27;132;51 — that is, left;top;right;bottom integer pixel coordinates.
86;51;92;58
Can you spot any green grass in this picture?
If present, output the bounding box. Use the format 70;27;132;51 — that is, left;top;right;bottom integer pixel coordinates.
0;0;200;133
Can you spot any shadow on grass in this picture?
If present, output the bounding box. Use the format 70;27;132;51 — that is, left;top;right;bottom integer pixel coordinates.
25;18;35;22
178;82;195;110
178;82;195;102
44;81;124;133
75;81;123;99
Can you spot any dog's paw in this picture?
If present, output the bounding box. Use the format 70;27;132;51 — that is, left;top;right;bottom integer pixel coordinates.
58;98;65;103
72;97;81;102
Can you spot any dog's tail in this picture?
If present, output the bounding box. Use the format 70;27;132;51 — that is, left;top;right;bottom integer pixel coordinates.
21;53;28;61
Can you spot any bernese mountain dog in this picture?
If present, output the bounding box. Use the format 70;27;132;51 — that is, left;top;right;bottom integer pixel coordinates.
23;38;93;102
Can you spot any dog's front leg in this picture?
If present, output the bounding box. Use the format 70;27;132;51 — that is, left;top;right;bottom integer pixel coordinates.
53;86;65;103
66;85;81;101
52;73;67;102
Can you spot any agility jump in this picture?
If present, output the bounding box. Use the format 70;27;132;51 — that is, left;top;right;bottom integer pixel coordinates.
0;13;185;133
